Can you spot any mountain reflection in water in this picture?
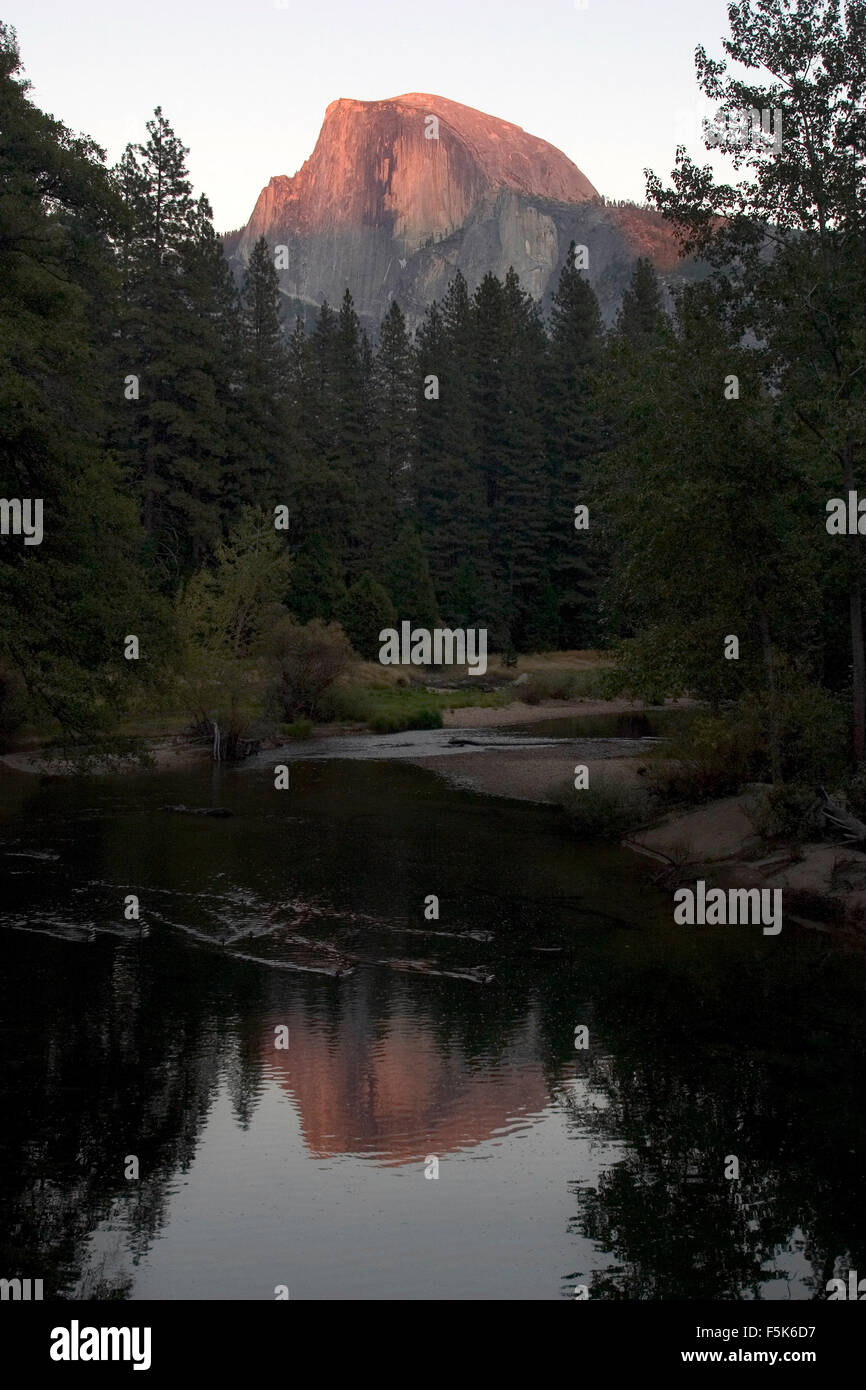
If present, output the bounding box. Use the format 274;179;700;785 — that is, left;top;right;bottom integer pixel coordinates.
0;755;864;1299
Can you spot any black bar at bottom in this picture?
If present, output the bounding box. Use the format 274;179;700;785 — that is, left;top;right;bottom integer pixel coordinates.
1;1298;859;1375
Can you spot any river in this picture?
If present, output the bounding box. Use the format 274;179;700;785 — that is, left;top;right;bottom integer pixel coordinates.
1;731;864;1300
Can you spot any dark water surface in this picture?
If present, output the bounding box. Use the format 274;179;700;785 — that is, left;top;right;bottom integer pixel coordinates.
1;751;864;1300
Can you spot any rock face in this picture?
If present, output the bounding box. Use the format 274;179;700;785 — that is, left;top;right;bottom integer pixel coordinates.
229;93;689;333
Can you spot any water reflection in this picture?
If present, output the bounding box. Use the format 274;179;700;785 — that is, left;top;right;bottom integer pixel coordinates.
0;760;864;1299
263;988;551;1163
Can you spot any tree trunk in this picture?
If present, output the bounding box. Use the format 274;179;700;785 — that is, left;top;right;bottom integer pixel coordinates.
844;438;866;763
759;609;782;784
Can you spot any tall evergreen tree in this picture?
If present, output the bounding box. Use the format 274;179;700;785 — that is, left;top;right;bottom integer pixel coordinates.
333;289;376;576
109;108;235;583
593;278;821;779
415;274;489;623
383;521;440;629
373;300;414;532
287;303;359;566
546;242;605;646
615;258;668;349
647;0;866;760
0;24;167;739
339;574;397;661
473;269;551;648
286;533;347;624
225;235;289;511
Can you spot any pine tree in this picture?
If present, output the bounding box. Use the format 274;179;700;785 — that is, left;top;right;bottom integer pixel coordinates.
373;300;414;531
414;274;489;623
0;24;167;739
225;235;289;511
333;290;376;576
546;242;605;647
383;522;440;629
288;301;361;568
593;278;819;768
109;109;234;584
646;0;866;760
615;258;667;349
499;269;552;648
287;533;347;623
339;575;397;661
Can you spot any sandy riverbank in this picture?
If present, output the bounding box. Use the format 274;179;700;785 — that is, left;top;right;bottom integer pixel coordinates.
0;738;211;776
442;696;667;727
411;744;649;803
418;702;866;944
624;795;866;944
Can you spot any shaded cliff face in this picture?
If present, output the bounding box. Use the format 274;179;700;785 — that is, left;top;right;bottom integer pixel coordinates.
231;93;687;332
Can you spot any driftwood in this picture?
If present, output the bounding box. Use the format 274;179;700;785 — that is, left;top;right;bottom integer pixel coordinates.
187;716;260;763
818;787;866;843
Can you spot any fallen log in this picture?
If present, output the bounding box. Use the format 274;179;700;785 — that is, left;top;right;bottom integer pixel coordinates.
818;787;866;843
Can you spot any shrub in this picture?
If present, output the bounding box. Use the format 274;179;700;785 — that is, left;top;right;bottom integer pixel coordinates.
0;664;27;748
842;769;866;823
410;707;443;730
368;707;443;734
519;667;608;705
746;784;824;844
522;671;574;704
263;618;355;721
552;775;653;839
647;708;762;803
748;681;848;787
647;678;848;805
280;719;314;740
318;682;373;723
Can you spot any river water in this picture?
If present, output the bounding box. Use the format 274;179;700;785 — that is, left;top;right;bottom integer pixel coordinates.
0;728;864;1300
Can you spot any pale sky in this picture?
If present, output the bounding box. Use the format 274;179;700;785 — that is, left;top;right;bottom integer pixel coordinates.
10;0;739;232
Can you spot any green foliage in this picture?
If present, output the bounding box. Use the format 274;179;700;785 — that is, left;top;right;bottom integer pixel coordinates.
547;242;606;648
519;668;607;704
279;719;314;740
614;258;668;348
746;785;824;846
739;679;849;787
110;107;239;582
647;708;764;803
383;521;439;629
174;510;290;747
553;775;653;839
287;533;346;624
0;663;27;747
649;680;847;804
644;0;866;763
0;24;169;743
367;706;443;734
263;617;355;720
339;574;397;661
178;509;290;662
